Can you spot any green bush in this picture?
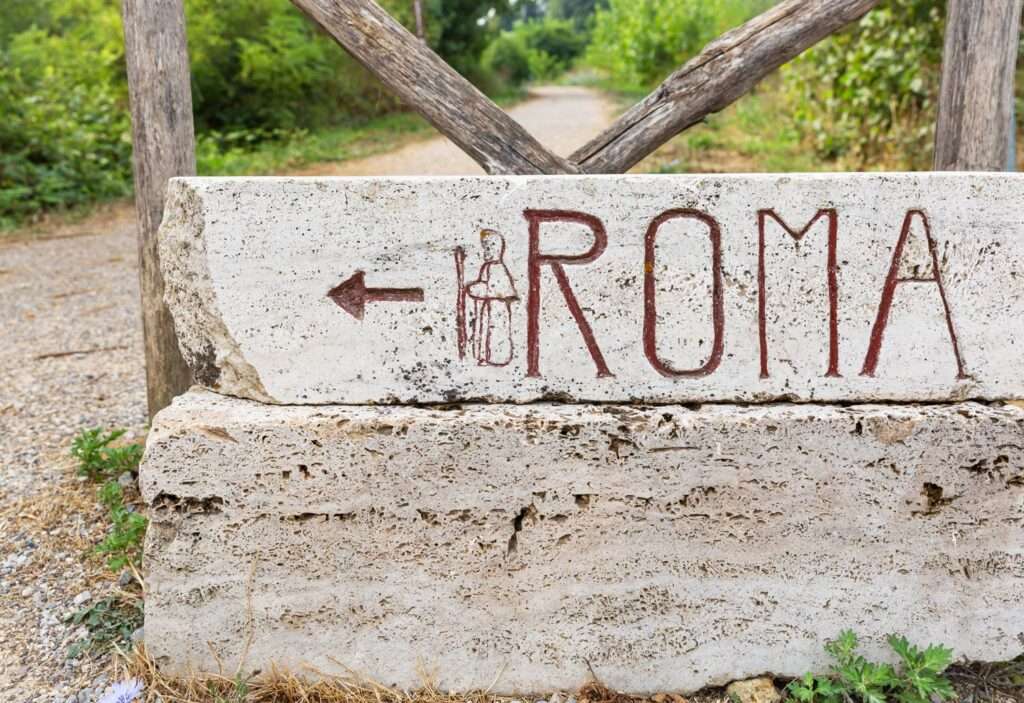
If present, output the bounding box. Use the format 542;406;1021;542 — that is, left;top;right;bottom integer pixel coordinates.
482;34;533;86
71;428;144;482
787;630;955;703
97;481;147;571
519;18;587;70
783;0;945;168
482;17;588;86
586;0;772;87
0;0;433;227
0;0;132;227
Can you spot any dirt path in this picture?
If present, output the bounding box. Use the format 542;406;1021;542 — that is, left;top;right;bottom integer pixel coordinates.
0;85;616;703
297;85;616;177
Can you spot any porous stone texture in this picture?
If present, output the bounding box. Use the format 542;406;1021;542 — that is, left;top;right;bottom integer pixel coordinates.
141;390;1024;693
159;173;1024;404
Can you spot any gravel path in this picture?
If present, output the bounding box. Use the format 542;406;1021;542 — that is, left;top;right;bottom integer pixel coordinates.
0;85;616;703
297;85;615;176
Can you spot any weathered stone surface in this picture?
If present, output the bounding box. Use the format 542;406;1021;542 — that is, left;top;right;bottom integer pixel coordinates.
160;173;1024;404
141;390;1024;692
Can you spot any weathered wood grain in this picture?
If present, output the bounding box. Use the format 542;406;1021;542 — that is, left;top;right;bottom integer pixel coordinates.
290;0;575;175
122;0;196;417
934;0;1023;170
570;0;882;174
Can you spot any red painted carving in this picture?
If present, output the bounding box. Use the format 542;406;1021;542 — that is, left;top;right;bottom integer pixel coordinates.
455;230;518;367
523;209;613;378
757;209;840;378
860;209;968;379
327;271;424;320
643;209;724;378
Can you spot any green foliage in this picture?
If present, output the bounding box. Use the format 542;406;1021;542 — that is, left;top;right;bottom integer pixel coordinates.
0;0;475;227
784;0;945;168
71;428;144;482
483;17;588;86
0;0;132;227
586;0;772;87
786;630;955;703
482;34;533;87
430;0;512;77
66;596;143;659
96;481;147;571
547;0;608;29
71;427;147;570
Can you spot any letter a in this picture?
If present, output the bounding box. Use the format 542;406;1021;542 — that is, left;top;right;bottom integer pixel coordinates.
860;210;967;379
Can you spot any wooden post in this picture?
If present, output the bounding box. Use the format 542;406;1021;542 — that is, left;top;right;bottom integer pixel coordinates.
122;0;196;418
413;0;425;41
934;0;1023;170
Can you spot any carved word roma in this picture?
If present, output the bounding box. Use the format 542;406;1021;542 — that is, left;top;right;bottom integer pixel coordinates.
519;208;966;381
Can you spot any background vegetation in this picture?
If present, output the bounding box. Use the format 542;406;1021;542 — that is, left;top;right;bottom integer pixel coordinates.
2;0;1022;228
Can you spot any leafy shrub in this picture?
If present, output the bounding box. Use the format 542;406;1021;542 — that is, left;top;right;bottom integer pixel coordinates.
97;481;147;571
783;0;945;168
71;427;147;571
586;0;772;87
0;0;425;226
519;18;588;70
787;630;955;703
482;34;533;86
71;428;144;482
0;1;133;227
482;17;588;86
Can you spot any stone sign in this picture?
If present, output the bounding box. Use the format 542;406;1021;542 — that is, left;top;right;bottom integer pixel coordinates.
161;173;1024;404
144;173;1024;693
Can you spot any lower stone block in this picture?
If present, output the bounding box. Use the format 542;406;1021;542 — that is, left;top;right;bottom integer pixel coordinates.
140;390;1024;693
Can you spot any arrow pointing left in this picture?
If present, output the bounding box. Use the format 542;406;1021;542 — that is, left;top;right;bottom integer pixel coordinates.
327;271;425;320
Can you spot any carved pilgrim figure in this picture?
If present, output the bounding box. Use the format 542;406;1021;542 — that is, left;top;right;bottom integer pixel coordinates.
455;229;518;366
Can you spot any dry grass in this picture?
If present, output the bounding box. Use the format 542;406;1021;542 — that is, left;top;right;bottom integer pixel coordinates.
112;646;731;703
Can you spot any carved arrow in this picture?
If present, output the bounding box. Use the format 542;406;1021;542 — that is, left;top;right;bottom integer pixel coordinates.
327;271;424;320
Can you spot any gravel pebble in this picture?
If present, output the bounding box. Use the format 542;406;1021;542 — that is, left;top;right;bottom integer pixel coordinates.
0;214;147;702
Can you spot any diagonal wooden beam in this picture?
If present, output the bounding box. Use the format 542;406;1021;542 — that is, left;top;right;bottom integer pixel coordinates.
571;0;882;174
291;0;576;175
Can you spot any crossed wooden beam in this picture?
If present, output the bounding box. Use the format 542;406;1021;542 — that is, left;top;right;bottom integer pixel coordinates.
294;0;883;174
123;0;1022;417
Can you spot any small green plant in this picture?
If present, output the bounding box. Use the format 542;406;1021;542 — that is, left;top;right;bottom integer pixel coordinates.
787;630;955;703
71;427;147;570
96;481;148;571
71;428;144;481
66;595;143;659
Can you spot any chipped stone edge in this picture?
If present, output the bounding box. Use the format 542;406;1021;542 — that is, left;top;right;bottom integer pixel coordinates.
159;179;272;403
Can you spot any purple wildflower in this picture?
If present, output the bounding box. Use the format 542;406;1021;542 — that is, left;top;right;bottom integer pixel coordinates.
98;678;144;703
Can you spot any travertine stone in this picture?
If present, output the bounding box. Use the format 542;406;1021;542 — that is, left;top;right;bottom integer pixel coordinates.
159;173;1024;404
141;390;1024;692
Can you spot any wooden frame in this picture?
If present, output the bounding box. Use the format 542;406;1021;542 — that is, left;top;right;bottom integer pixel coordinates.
122;0;1021;417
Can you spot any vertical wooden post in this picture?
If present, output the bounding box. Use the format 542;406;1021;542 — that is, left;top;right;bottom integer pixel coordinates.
122;0;196;418
413;0;425;40
934;0;1023;170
